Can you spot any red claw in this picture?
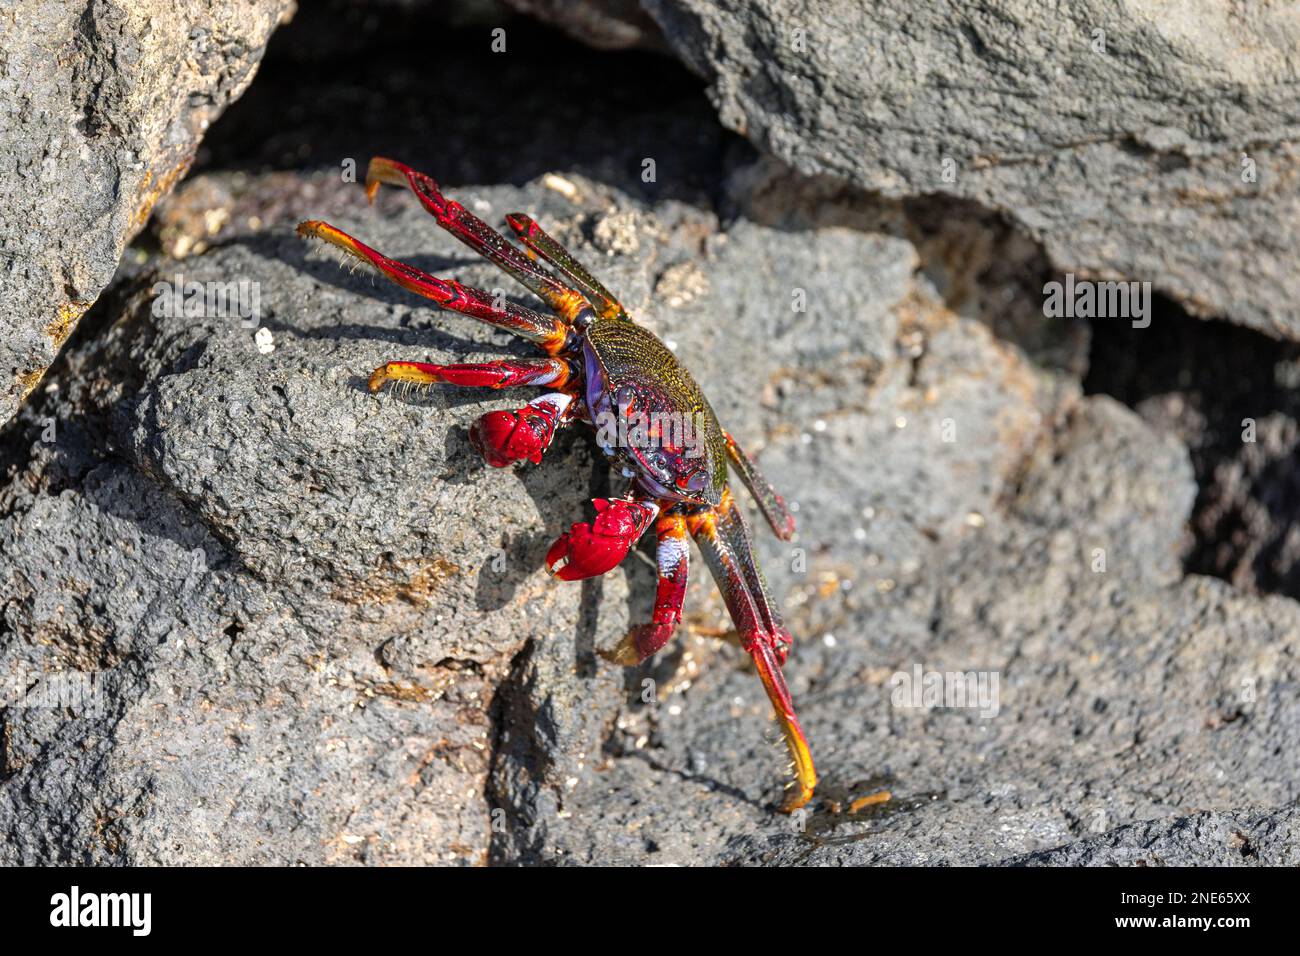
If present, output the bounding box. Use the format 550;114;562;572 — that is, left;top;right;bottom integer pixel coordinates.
469;395;569;467
545;498;659;581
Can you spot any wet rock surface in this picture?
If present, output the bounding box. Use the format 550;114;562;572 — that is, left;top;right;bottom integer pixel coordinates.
0;0;294;428
1;3;1297;867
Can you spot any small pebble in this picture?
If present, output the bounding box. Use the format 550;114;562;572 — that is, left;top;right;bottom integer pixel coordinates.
255;327;274;354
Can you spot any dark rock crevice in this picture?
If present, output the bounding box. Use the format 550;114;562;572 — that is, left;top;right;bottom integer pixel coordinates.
1085;305;1300;599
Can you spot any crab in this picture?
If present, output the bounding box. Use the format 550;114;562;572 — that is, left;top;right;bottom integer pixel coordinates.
297;158;816;811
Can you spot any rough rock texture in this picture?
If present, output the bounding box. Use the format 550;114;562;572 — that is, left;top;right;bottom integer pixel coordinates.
492;386;1300;866
3;157;1295;865
1009;806;1300;866
4;3;1298;868
0;165;926;863
0;0;295;428
572;1;1300;340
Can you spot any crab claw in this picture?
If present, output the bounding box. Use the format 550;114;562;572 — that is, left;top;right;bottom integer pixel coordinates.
469;394;571;468
545;498;659;581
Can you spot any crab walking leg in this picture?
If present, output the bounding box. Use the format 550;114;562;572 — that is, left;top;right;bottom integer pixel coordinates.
364;157;591;323
713;489;794;663
601;513;690;665
724;432;796;540
364;359;577;467
504;213;630;322
364;355;575;465
297;220;569;353
688;508;816;811
367;357;573;392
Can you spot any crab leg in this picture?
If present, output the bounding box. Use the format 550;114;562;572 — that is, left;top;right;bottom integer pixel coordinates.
505;213;630;322
601;512;690;665
713;489;794;662
364;359;577;467
368;357;573;392
688;507;816;812
297;220;569;353
359;356;575;469
365;157;592;324
724;432;796;540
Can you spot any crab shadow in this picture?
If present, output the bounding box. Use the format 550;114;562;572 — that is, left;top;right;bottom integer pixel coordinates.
330;359;654;679
242;231;541;357
467;428;658;679
255;227;656;678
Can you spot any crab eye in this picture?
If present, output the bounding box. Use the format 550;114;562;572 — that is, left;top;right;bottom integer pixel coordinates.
675;469;707;492
614;385;637;416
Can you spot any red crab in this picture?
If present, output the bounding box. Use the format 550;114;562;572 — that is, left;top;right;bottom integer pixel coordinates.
297;158;816;810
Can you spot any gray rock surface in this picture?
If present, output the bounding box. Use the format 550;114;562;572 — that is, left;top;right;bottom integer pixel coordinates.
0;0;294;428
3;159;1295;865
3;3;1298;867
495;389;1300;866
2;166;931;863
561;1;1300;340
1009;806;1300;866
